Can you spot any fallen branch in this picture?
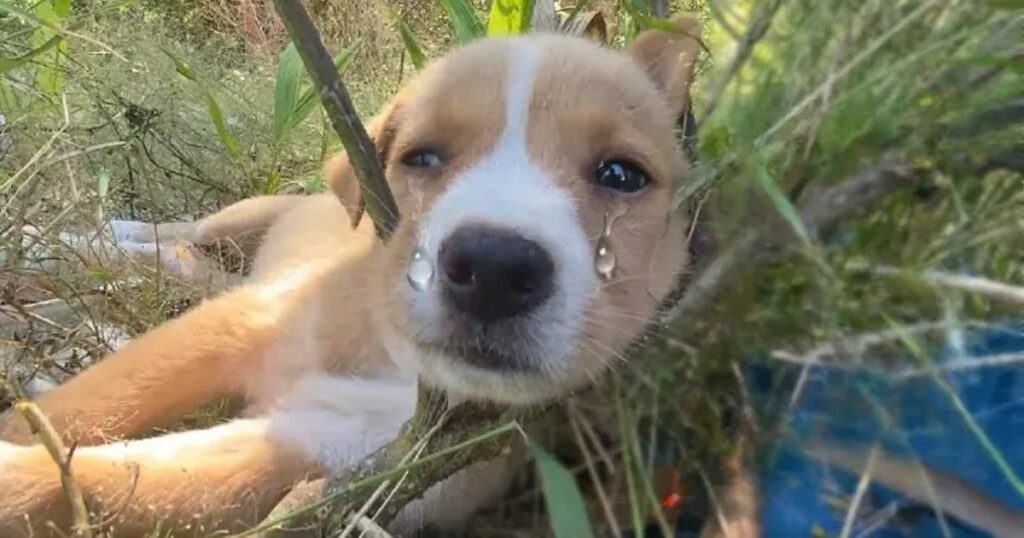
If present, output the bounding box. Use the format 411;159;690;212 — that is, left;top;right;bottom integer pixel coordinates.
247;401;517;537
16;401;92;538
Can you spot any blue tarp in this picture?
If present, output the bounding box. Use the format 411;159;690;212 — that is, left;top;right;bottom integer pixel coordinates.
753;324;1024;537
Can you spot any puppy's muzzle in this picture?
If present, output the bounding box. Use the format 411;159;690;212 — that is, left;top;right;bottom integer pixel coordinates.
438;225;554;323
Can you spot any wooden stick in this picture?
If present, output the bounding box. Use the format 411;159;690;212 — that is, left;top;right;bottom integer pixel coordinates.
15;401;93;538
272;0;400;240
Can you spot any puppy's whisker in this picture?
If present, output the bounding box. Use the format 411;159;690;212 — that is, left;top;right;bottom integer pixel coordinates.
582;308;660;324
578;334;632;365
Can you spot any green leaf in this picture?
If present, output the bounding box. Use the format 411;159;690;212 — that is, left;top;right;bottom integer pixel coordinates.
163;49;198;81
163;48;248;163
756;168;811;245
263;170;282;195
397;17;427;70
53;0;71;18
0;35;64;74
0;0;45;26
206;93;242;160
530;442;597;538
288;42;360;136
487;0;536;36
439;0;485;43
32;0;71;98
274;42;304;141
275;41;360;141
626;0;651;17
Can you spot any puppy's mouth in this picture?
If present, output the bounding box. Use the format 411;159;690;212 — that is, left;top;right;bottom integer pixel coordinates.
415;316;544;373
422;341;529;372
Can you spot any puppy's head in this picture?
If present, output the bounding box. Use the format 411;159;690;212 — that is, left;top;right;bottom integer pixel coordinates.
330;16;701;404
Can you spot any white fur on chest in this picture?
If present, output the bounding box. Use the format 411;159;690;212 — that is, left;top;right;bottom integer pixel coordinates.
268;374;417;470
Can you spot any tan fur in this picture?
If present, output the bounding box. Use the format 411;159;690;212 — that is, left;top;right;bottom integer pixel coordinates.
0;16;703;536
1;420;312;535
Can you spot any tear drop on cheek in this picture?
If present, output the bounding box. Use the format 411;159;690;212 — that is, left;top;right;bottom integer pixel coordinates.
594;205;628;282
595;235;617;282
407;247;434;291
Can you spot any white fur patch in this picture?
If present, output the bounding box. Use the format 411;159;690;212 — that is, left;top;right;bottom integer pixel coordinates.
244;288;326;410
267;374;417;470
397;40;597;402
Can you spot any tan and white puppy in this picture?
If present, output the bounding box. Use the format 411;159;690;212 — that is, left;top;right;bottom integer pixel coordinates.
0;16;701;537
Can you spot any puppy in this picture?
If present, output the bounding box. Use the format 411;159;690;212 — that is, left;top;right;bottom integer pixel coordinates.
0;15;701;537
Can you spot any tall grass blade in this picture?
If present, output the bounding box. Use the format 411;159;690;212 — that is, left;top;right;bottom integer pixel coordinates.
32;0;71;98
0;35;64;74
206;93;242;160
439;0;485;43
756;167;811;245
397;17;427;69
531;442;597;538
0;0;45;25
164;50;197;81
290;42;359;132
275;41;359;141
274;42;304;141
487;0;536;36
163;50;243;161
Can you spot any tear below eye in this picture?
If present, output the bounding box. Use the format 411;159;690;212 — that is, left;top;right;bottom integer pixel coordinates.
401;150;444;169
595;160;649;193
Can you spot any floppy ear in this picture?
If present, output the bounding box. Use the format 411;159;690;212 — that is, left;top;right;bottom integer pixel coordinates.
324;103;400;229
627;14;702;117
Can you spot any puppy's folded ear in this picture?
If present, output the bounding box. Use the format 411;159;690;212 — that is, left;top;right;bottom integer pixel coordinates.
627;14;702;117
324;103;400;229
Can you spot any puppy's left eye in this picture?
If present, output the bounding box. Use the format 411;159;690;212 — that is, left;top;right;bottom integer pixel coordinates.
402;150;444;169
595;160;649;193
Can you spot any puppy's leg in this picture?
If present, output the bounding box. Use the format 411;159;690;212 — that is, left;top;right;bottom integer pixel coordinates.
118;195;308;257
0;418;319;538
0;264;326;445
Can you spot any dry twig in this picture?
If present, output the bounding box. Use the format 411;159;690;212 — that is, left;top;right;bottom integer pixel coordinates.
15;401;92;538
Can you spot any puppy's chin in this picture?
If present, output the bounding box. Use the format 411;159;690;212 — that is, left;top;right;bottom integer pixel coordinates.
416;347;586;405
371;306;593;405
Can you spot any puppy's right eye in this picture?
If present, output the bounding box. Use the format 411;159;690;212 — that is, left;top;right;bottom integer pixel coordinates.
401;150;444;169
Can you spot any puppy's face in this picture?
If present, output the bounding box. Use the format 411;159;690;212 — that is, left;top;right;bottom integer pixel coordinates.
335;18;700;404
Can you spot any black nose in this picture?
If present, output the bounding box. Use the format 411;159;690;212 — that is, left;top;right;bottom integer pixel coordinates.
438;226;555;323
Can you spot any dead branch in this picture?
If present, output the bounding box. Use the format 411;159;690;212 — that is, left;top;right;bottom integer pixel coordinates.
248;401;518;537
15;401;92;538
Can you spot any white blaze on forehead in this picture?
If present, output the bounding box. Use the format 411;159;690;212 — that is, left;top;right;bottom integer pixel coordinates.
410;38;598;374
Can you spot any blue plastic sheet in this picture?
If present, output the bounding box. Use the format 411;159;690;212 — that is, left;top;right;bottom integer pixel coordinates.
753;324;1024;537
